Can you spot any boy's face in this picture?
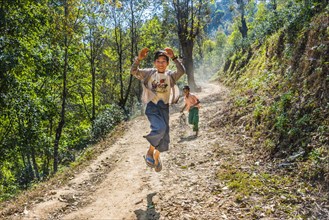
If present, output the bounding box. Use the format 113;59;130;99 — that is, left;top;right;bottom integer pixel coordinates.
154;56;169;73
183;89;190;95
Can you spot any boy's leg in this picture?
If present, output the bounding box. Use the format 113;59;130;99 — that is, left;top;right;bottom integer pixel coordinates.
190;108;199;133
143;101;168;172
144;102;166;148
157;102;170;152
188;108;195;135
188;109;193;125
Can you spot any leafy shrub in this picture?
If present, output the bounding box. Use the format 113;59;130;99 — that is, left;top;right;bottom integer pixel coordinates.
91;105;125;141
0;162;19;202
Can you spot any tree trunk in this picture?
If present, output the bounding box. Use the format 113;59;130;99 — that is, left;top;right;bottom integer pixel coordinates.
89;29;96;122
91;58;96;122
271;0;277;11
53;1;69;173
237;0;248;38
173;0;203;92
31;146;40;180
181;40;200;92
53;48;67;173
239;14;248;38
26;155;34;189
42;147;51;178
128;0;141;115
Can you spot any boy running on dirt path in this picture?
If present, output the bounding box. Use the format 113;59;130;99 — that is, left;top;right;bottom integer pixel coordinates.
131;47;185;172
181;85;200;137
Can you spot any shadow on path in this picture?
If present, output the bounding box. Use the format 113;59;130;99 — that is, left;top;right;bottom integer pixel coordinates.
134;192;160;220
177;135;197;143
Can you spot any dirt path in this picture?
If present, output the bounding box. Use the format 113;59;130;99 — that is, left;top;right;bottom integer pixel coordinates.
7;82;232;220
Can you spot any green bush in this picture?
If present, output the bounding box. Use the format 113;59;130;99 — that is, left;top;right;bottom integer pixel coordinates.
91;105;125;141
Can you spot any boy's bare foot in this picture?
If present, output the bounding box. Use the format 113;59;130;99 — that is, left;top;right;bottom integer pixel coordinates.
153;149;160;166
145;145;155;167
153;149;162;172
147;145;155;158
145;146;162;172
155;160;162;172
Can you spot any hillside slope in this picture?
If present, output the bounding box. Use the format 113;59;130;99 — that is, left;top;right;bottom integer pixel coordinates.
216;8;329;188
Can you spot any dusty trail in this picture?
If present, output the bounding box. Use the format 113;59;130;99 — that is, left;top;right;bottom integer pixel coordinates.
12;82;233;220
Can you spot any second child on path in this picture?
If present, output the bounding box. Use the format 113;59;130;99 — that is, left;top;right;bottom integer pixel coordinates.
181;85;200;137
130;47;185;172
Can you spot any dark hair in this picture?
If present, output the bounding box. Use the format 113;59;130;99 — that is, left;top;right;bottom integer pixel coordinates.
183;85;190;90
154;50;169;62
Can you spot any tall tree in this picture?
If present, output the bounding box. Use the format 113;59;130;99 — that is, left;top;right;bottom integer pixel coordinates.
53;0;82;173
109;0;150;114
170;0;209;91
236;0;248;38
81;0;109;122
110;5;127;111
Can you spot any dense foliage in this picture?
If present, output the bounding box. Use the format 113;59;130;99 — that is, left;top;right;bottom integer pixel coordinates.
0;0;176;200
214;0;329;186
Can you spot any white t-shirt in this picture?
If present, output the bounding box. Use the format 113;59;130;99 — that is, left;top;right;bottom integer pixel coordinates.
148;72;171;104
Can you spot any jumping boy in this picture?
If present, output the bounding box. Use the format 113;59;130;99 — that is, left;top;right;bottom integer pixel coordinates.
131;47;185;172
181;85;200;137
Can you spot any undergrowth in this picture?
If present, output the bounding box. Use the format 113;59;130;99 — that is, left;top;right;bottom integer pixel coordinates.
216;6;329;188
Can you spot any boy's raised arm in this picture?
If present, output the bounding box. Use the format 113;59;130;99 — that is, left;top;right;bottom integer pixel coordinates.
130;47;149;80
167;48;185;81
173;59;185;79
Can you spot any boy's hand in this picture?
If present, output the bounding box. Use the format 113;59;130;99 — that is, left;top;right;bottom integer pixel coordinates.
138;48;149;61
164;47;175;59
